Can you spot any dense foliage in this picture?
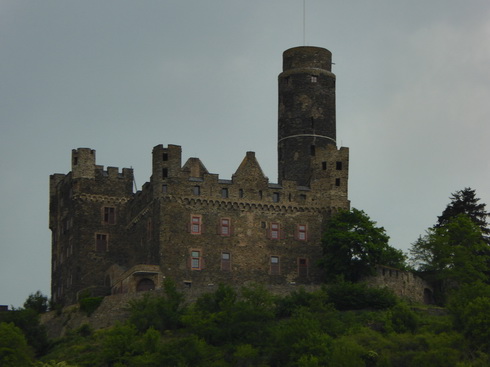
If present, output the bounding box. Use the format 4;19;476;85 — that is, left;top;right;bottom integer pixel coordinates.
0;282;487;366
321;208;406;281
410;188;490;304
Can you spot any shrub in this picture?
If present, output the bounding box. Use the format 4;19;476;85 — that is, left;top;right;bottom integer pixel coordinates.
79;297;103;316
326;281;397;310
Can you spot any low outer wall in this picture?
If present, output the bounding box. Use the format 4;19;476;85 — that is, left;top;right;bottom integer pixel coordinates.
362;266;434;304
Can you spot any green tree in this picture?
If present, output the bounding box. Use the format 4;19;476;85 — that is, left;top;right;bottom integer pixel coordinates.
0;322;34;367
410;214;489;303
24;290;49;313
436;187;490;237
321;208;406;281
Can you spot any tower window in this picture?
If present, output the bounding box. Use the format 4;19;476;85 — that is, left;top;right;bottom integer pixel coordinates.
272;192;280;203
221;252;231;271
219;218;231;236
335;178;341;187
193;186;200;195
297;224;307;241
269;223;280;240
270;256;280;275
239;189;244;198
162;184;168;193
322;162;327;170
336;161;343;170
191;250;202;270
95;233;108;252
259;190;263;199
190;215;202;234
221;188;229;198
162;153;168;161
73;157;78;166
103;207;116;225
162;168;168;178
310;145;316;156
298;258;308;278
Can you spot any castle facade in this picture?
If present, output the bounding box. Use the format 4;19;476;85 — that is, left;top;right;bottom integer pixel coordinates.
49;46;350;305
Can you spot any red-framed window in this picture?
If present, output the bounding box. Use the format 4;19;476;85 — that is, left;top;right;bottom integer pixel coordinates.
191;250;202;270
298;258;308;278
190;215;202;234
270;255;280;275
221;252;231;271
103;206;116;224
219;218;231;236
269;223;281;240
95;233;108;252
296;224;307;241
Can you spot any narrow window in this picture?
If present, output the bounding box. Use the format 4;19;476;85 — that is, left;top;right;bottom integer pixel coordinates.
310;145;316;156
221;252;231;271
297;224;307;241
190;215;202;234
270;256;280;275
322;161;327;170
95;233;108;252
220;218;231;236
336;161;343;170
193;186;201;196
259;190;263;199
73;157;78;166
272;192;280;203
270;223;280;239
103;207;116;225
162;184;168;193
162;152;168;161
239;189;244;198
335;178;341;187
221;188;228;198
162;168;168;178
147;218;152;241
191;250;201;270
298;258;308;278
311;117;315;129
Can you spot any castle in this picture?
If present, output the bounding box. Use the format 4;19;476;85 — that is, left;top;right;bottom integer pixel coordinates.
49;46;350;306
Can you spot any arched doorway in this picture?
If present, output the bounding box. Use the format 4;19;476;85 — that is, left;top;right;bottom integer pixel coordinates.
136;278;155;292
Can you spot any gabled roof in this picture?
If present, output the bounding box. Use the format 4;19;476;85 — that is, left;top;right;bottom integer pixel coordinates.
233;152;267;181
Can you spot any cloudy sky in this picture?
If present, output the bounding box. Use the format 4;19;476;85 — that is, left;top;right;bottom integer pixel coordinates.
1;0;490;307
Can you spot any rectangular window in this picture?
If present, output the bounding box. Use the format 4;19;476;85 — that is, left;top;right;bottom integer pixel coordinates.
220;218;231;236
162;184;168;193
270;256;280;275
191;215;202;234
193;186;200;196
162;168;168;178
298;258;308;278
103;207;116;224
95;233;108;252
221;188;229;198
239;189;244;198
310;145;316;156
191;250;201;270
322;161;327;170
272;192;280;203
297;224;307;241
336;161;343;170
162;152;168;161
221;252;231;271
311;76;317;83
335;178;341;187
270;223;280;239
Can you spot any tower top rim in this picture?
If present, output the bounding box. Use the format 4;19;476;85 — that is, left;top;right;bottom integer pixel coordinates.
282;46;332;72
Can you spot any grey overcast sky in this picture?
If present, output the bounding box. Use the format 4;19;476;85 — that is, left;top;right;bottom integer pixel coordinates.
1;0;490;307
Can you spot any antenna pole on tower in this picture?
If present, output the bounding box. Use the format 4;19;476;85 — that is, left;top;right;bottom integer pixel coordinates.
303;0;306;45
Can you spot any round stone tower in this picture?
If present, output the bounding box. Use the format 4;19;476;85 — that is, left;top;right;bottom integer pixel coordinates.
278;46;336;186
